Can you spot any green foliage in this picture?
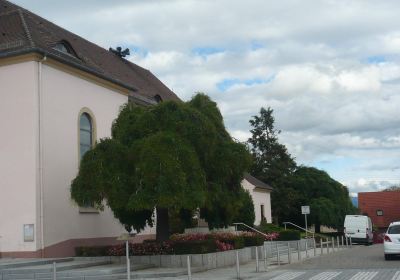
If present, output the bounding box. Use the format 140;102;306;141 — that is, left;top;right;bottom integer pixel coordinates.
232;189;255;226
247;107;356;231
247;107;297;223
71;93;251;240
276;230;301;241
219;236;245;249
288;166;358;232
173;239;217;254
257;221;282;233
242;235;264;246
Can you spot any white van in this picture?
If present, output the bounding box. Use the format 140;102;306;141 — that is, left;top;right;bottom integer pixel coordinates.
344;215;373;245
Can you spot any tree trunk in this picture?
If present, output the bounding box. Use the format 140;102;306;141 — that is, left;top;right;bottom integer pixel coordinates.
156;207;170;242
315;220;321;233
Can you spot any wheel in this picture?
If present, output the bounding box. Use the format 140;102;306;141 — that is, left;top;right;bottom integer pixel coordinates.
385;254;391;260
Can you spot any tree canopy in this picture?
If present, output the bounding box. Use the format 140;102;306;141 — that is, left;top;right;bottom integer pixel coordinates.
248;107;356;230
288;166;357;232
248;107;297;223
71;93;252;241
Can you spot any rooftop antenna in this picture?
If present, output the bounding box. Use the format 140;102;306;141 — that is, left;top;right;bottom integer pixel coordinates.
109;46;130;58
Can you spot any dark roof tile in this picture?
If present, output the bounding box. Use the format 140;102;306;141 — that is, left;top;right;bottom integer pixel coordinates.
0;0;180;103
244;173;273;191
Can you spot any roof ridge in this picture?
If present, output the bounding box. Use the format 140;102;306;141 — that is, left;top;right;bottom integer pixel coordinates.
17;9;34;47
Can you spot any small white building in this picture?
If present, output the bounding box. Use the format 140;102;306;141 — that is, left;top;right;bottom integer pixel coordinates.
242;173;273;225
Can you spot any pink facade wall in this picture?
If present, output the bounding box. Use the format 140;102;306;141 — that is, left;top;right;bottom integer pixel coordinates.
40;63;130;250
0;62;39;253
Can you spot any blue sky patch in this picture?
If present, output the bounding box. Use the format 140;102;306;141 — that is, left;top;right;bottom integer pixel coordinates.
216;75;275;91
366;55;386;64
126;45;148;57
192;46;225;57
251;41;264;51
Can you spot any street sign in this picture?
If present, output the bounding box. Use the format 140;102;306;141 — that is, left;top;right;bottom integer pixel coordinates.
301;205;310;215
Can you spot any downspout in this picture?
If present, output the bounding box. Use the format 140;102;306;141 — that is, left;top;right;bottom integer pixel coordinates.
38;55;46;257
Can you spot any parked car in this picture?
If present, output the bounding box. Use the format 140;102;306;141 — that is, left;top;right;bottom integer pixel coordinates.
344;215;373;245
384;221;400;260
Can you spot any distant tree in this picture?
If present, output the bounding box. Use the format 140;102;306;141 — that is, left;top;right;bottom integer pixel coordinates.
382;186;400;191
71;94;251;241
288;166;357;233
248;107;297;223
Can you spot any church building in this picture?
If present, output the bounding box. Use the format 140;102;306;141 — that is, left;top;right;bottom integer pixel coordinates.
0;0;271;257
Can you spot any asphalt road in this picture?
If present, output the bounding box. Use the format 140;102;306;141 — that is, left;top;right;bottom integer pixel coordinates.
261;244;400;280
284;244;399;270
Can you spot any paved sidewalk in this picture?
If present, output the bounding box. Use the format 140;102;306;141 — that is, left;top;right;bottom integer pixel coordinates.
139;245;349;280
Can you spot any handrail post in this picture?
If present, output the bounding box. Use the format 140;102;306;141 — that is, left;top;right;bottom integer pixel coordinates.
255;246;259;272
305;239;309;258
287;242;291;264
313;238;316;256
187;255;192;280
236;250;240;279
277;243;280;266
297;240;301;260
320;240;323;255
52;262;56;280
326;238;330;254
263;243;268;271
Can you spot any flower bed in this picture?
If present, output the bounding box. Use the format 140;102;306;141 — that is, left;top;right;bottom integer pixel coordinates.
103;231;279;256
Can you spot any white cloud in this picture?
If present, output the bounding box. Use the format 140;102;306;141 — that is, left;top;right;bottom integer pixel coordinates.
13;0;400;193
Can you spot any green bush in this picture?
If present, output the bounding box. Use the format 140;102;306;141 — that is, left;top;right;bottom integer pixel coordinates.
173;239;217;255
257;221;282;233
276;230;301;241
75;246;110;256
243;235;264;247
220;236;245;249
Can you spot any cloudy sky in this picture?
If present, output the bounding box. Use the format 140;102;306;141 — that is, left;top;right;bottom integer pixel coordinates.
14;0;400;195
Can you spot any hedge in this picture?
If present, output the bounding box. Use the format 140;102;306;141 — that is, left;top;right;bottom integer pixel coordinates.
173;239;217;255
276;229;301;241
243;235;264;247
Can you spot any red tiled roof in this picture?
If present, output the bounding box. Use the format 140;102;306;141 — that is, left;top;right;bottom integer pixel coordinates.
358;191;400;228
0;0;180;104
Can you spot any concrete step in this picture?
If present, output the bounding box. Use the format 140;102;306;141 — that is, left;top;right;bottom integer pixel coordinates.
0;259;74;271
1;259;111;275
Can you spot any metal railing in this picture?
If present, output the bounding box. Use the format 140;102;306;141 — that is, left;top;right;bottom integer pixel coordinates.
282;221;315;239
233;222;270;239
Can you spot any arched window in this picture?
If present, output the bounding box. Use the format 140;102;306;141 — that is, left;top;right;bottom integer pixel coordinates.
79;112;93;159
154;94;163;103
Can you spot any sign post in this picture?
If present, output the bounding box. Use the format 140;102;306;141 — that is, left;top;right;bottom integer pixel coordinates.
117;233;137;280
301;206;310;238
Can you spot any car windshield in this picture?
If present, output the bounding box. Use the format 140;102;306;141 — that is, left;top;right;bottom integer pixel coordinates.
388;225;400;234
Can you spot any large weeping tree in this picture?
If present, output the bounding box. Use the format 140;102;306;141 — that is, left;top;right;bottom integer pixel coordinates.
71;93;251;241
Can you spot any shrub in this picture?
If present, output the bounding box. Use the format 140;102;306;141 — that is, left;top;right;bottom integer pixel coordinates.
107;242;173;256
257;221;282;233
173;239;217;254
75;246;110;256
276;230;301;241
170;233;211;242
241;232;265;246
215;240;234;251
